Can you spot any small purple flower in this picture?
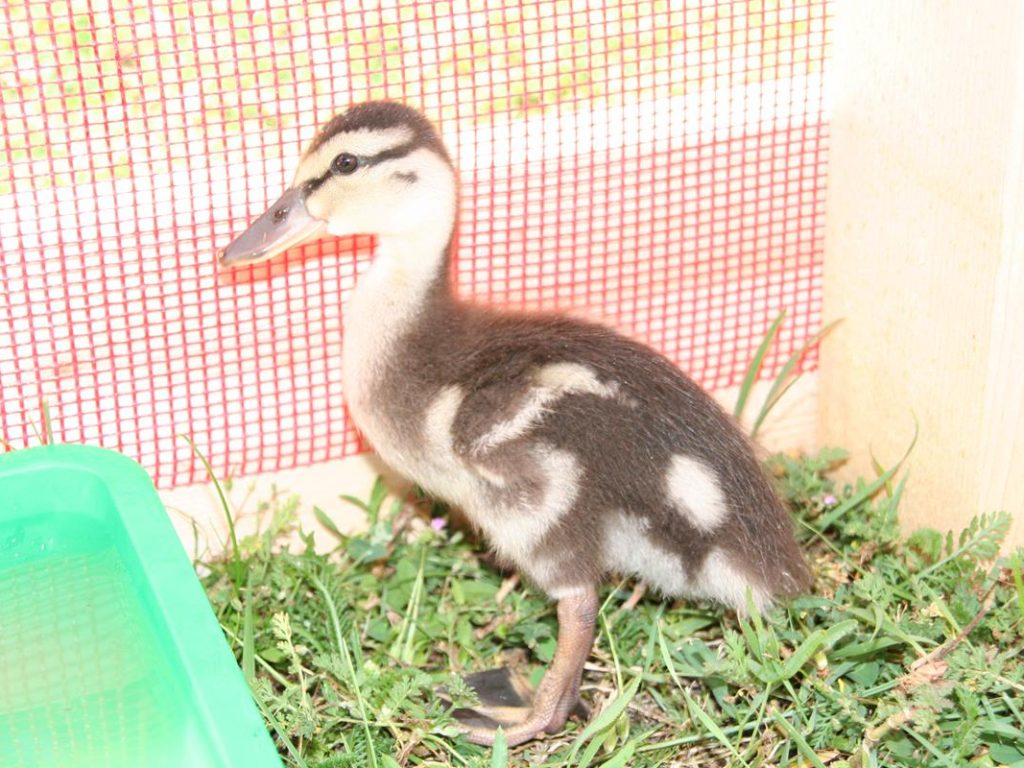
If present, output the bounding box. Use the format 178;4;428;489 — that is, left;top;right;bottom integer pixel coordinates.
430;517;447;531
823;494;838;507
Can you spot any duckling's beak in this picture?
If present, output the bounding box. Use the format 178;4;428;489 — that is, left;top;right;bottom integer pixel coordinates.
219;186;326;267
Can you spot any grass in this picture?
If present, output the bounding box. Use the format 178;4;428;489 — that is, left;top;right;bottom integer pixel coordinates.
199;450;1024;767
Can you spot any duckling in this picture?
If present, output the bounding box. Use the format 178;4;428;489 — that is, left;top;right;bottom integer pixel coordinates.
220;101;812;747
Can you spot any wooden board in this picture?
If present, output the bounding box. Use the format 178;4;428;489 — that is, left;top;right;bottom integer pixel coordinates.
820;0;1024;547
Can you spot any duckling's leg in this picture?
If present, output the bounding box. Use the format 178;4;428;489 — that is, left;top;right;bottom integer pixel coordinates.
463;586;598;746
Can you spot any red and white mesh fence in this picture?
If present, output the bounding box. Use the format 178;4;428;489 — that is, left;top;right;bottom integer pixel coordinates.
0;1;831;487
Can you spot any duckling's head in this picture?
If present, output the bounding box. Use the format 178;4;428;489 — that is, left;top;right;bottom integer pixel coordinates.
220;101;457;266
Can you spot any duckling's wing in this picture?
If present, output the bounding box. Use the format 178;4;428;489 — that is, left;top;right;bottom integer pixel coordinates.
439;311;675;473
450;362;626;459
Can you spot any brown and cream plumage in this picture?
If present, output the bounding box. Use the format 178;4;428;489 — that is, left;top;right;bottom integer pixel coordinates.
221;101;812;746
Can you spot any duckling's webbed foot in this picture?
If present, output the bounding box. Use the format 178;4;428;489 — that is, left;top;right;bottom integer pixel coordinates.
455;587;598;747
445;667;535;731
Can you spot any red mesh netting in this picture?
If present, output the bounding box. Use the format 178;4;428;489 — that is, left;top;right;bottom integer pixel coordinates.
1;1;830;487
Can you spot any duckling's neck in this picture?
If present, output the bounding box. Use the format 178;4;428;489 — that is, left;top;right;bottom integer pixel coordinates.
341;227;456;427
359;230;455;317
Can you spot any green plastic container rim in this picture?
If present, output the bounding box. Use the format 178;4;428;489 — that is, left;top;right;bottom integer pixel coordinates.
0;444;283;768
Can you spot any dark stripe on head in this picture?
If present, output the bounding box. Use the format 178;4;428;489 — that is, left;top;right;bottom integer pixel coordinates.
302;139;422;194
305;101;451;165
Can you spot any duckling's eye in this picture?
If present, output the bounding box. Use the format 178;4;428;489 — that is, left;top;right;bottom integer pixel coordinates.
332;153;360;175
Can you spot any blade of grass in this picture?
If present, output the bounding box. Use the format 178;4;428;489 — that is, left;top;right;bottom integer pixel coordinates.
681;687;751;767
574;721;609;768
340;476;390;522
339;494;373;514
999;690;1024;730
242;576;255;684
41;398;54;444
750;319;841;438
888;473;909;516
490;728;509;768
979;698;1024;741
734;310;785;421
572;693;636;768
736;688;772;765
221;625;300;690
313;505;344;539
181;435;245;587
776;619;858;683
1011;551;1024;621
831;635;904;661
772;711;827;768
816;422;918;531
639;605;664;675
393;545;428;664
840;605;930;657
870;452;893;498
656;622;688;693
565;676;642;764
189;517;200;562
737;615;764;662
308;570;380;768
27;413;44;445
601;612;624;690
599;737;638;767
636;712;799;755
742;589;771;655
252;689;311;768
899;724;961;768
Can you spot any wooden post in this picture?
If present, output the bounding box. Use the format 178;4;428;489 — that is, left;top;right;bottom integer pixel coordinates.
821;1;1024;546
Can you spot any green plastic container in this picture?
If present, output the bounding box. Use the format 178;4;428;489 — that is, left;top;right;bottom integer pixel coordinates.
0;445;282;768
